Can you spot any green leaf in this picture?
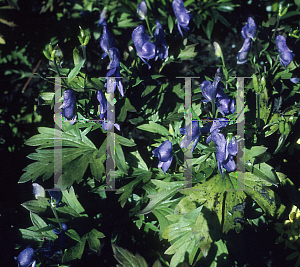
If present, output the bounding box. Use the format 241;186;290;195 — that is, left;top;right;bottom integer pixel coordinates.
87;229;105;252
62;235;87;262
68;59;86;84
178;44;198;60
21;198;49;213
19;229;44;241
137;121;170;136
62;186;86;215
65;229;82;242
115;134;136;147
73;47;80;66
112;244;148;267
30;212;57;239
139;181;185;215
286;251;300;260
115;143;127;174
204;19;214;40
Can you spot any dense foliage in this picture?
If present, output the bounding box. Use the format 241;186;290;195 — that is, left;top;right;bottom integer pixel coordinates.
2;0;300;266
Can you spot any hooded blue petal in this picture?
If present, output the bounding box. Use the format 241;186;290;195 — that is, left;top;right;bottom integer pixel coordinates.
98;9;107;26
180;121;200;155
100;26;115;58
15;246;36;267
275;35;295;68
237;37;252;64
97;90;107;117
172;0;192;37
137;1;147;20
215;86;235;116
154;20;168;60
152;140;173;174
132;25;156;69
60;89;77;125
241;17;257;40
49;189;62;206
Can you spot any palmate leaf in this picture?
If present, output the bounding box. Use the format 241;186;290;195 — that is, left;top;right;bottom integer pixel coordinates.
161;170;282;266
112;244;148;267
19;127;97;189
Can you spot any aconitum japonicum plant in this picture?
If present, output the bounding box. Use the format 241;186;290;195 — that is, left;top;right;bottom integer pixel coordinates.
172;0;192;37
275;35;295;68
60;89;77;125
237;17;257;64
152;140;174;174
14;246;36;267
132;25;156;69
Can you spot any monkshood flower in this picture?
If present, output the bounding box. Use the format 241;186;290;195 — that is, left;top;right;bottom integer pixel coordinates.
97;90;107;120
100;26;116;59
60;89;77;125
53;223;67;248
32;183;45;199
207;132;237;177
275;35;295;68
98;8;107;26
172;0;193;37
215;86;235;116
241;17;257;40
180;121;200;155
137;1;147;20
290;77;300;84
237;17;257;65
154;20;168;60
105;47;124;96
132;25;156;69
49;189;62;207
237;37;252;65
14;246;36;267
97;90;120;131
206;119;228;143
152;140;174;174
201;68;222;103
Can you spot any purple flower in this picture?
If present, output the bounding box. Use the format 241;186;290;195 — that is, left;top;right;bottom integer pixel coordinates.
152;140;174;174
36;240;55;258
290;77;300;84
207;132;237;177
98;8;107;26
241;17;257;40
237;17;257;65
154;20;168;60
60;89;77;125
237;37;252;65
137;1;147;20
215;86;235;116
201;68;222;103
172;0;192;37
105;47;124;96
14;246;36;267
206;119;228;143
53;223;67;248
180;121;200;155
275;35;295;68
132;25;156;69
97;90;120;131
97;90;107;120
100;26;116;59
49;189;62;206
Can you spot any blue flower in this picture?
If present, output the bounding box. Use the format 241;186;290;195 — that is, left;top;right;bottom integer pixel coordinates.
290;77;300;84
100;26;116;59
98;8;107;26
201;68;222;103
137;1;147;20
275;35;295;68
53;223;67;248
180;121;200;155
60;89;77;125
172;0;192;37
14;246;36;267
215;86;235;116
241;17;257;40
237;37;252;65
154;20;168;60
105;47;124;96
49;189;62;207
207;132;237;177
237;17;257;65
97;90;120;131
32;183;45;199
36;240;55;258
132;25;156;69
206;119;228;143
152;140;174;174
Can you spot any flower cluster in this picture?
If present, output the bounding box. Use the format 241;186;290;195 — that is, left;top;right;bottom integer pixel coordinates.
237;17;257;64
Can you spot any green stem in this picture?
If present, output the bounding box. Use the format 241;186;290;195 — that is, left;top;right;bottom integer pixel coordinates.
256;93;261;130
81;45;87;87
54;61;68;88
272;15;280;40
145;17;153;36
211;100;216;119
51;205;63;230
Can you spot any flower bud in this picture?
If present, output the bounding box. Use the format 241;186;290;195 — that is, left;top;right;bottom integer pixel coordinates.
137;1;147;20
213;42;223;58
